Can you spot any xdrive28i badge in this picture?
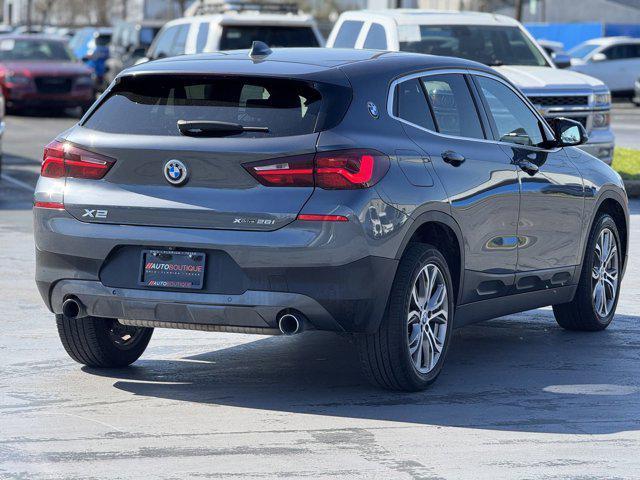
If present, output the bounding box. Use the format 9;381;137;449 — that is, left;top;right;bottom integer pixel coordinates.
164;159;188;186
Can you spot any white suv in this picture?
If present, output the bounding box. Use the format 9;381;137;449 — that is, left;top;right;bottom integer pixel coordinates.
569;37;640;96
327;10;615;164
145;2;323;61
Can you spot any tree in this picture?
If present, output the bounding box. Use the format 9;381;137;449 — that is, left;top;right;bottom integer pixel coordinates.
35;0;58;25
514;0;524;20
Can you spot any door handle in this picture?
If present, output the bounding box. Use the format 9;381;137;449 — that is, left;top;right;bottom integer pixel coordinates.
442;150;465;167
517;159;539;176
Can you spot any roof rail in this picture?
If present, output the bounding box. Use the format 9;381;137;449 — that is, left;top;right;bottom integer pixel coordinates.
188;0;300;16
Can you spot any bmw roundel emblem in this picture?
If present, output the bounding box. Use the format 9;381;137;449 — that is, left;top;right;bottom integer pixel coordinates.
164;159;188;186
367;101;379;119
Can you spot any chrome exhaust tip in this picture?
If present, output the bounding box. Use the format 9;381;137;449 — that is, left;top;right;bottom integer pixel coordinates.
278;313;302;335
62;297;87;319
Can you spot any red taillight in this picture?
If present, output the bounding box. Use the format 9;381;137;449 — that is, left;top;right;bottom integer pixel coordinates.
315;150;387;189
244;154;315;187
42;141;115;180
243;149;389;189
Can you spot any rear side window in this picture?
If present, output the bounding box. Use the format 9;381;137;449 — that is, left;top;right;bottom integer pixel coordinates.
219;26;319;50
195;22;209;52
83;75;351;138
333;21;363;48
363;23;387;50
149;25;180;58
421;74;485;140
395;78;436;131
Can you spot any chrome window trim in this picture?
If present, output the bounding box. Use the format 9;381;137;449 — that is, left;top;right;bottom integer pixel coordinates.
387;67;561;153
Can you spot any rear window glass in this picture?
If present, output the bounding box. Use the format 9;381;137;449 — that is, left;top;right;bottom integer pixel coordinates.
219;26;319;50
83;75;350;137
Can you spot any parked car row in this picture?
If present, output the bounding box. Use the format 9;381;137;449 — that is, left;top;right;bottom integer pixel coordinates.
1;6;637;132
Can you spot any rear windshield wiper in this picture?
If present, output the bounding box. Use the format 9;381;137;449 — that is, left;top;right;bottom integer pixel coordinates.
177;120;269;137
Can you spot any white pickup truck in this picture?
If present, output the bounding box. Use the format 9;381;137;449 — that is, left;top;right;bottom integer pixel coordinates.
326;10;615;164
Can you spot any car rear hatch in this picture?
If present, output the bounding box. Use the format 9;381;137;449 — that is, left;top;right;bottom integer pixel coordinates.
59;72;351;231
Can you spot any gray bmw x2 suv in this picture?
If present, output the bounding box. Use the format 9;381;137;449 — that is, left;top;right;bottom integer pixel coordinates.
34;47;629;391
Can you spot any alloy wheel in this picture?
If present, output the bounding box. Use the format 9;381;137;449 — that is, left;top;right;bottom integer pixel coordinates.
592;228;619;318
407;263;449;374
108;320;146;350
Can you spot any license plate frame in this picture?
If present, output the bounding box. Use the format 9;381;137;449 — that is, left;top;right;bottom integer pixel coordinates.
139;249;206;290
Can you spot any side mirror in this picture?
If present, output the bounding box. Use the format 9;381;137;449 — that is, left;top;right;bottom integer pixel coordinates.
591;52;608;62
552;52;572;69
550;118;588;147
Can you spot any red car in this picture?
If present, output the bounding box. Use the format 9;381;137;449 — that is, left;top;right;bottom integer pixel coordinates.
0;35;95;112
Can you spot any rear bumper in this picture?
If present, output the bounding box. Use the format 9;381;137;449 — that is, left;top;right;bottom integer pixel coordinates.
50;279;343;333
35;210;399;334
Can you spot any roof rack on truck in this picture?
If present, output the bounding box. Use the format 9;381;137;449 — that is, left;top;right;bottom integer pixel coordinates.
188;0;300;16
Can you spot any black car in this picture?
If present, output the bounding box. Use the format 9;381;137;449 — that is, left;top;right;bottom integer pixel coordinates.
34;47;629;391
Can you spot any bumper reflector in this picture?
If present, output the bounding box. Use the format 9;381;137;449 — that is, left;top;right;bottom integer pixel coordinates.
297;214;348;222
34;201;65;209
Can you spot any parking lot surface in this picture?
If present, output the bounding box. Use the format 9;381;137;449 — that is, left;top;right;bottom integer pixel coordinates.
1;111;639;479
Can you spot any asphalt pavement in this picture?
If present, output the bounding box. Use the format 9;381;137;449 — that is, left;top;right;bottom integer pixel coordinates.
0;109;639;479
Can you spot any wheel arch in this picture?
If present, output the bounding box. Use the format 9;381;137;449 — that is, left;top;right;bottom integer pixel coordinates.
583;189;629;276
396;211;465;306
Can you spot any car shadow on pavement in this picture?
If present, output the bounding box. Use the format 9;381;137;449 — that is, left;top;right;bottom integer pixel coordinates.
83;309;640;435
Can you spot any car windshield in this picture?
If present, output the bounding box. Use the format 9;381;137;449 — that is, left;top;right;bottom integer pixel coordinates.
219;25;319;50
568;43;601;59
398;25;549;67
0;38;73;61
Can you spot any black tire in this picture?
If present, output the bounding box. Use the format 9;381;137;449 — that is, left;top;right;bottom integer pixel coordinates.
553;214;622;331
56;315;153;368
357;243;455;391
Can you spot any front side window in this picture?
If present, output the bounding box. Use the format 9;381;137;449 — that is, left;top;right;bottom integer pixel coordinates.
421;74;485;139
399;25;548;67
333;20;364;48
394;78;436;131
363;23;387;50
476;76;544;147
568;43;600;60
